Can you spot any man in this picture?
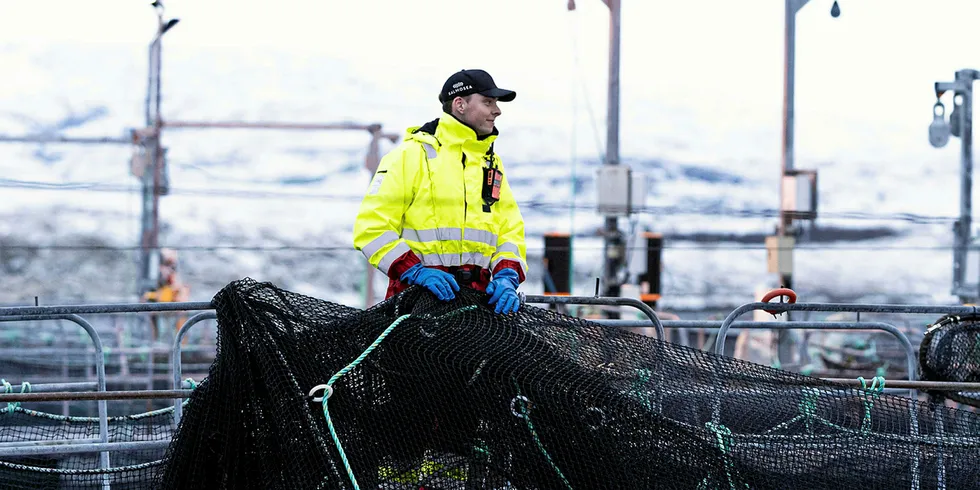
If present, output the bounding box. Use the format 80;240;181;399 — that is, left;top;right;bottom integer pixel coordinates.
142;248;191;342
353;69;527;314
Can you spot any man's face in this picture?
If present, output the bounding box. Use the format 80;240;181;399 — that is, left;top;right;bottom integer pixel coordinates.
455;94;501;136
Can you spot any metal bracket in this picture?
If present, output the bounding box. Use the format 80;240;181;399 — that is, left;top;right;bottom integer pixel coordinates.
789;0;812;14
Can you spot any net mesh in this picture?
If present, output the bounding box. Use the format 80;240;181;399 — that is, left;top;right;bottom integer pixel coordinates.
0;405;173;488
159;278;980;489
920;313;980;408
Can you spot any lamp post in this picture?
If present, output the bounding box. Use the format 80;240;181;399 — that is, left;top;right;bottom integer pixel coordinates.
931;69;980;303
766;0;837;364
776;0;837;289
567;0;624;311
138;1;179;295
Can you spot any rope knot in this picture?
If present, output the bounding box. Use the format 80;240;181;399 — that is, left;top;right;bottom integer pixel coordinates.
0;379;28;412
857;376;886;433
705;422;734;453
858;375;886;395
799;388;819;418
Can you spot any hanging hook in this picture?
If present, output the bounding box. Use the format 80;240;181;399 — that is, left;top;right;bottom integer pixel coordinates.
308;384;333;403
761;288;798;316
511;395;531;420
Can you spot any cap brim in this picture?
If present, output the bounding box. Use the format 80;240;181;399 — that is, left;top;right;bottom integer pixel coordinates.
480;88;516;102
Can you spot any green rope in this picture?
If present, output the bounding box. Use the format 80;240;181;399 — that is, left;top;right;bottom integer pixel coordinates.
696;371;980;450
320;305;477;490
858;376;885;434
1;380;10;412
760;389;818;436
466;359;488;386
627;368;654;411
800;388;818;434
183;377;198;390
764;378;890;438
0;457;166;475
1;380;30;413
0;402;187;422
701;422;748;490
512;385;573;490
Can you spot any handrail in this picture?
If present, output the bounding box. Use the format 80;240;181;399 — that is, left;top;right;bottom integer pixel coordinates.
0;314;111;473
172;311;218;426
524;295;665;340
0;301;214;317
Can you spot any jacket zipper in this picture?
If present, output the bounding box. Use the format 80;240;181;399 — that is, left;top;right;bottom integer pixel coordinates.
461;153;467;266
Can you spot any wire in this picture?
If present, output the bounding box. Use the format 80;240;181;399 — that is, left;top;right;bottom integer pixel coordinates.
521;201;960;224
0;181;961;223
566;9;606;162
0;244;963;252
0;179;365;201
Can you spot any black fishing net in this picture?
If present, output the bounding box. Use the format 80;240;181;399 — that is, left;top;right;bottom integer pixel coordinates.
920;313;980;408
158;278;980;489
0;404;173;488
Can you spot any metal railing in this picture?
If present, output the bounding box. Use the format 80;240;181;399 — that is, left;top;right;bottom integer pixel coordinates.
1;292;979;468
0;302;214;464
601;318;920;398
524;294;665;340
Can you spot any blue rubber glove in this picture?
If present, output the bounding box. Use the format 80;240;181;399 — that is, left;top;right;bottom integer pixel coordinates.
486;268;521;314
399;264;459;301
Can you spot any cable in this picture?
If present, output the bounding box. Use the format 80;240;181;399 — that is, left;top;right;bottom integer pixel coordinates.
0;181;962;223
0;179;365;202
0;244;965;252
566;8;606;161
521;201;959;224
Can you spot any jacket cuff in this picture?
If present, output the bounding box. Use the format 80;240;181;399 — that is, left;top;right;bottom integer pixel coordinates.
492;260;525;284
388;251;421;280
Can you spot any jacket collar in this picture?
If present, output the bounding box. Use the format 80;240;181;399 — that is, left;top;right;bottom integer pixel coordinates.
407;116;498;155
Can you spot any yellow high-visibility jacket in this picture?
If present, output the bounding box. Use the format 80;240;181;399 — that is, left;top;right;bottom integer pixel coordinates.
353;115;527;296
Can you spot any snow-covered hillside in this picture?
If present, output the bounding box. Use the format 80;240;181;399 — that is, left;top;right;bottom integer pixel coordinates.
2;1;979;309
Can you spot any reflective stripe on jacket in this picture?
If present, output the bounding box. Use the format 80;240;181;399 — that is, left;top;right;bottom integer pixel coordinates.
353;115;527;295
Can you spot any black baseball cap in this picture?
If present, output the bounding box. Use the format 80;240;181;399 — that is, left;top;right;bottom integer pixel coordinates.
438;69;516;103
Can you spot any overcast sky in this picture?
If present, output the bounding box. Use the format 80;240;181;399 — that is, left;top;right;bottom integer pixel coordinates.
4;1;977;81
2;1;980;163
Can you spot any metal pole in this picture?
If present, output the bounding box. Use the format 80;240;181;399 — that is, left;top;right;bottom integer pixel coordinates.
779;0;807;276
938;71;980;302
601;0;624;312
958;70;975;302
0;440;172;458
0;389;193;403
775;0;809;364
0;301;214;316
606;0;620;169
782;0;803;181
151;19;165;295
935;72;979;301
525;294;664;340
139;5;177;297
0;135;131;145
140;30;162;295
173;311;216;426
162;120;388;131
145;38;154;131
